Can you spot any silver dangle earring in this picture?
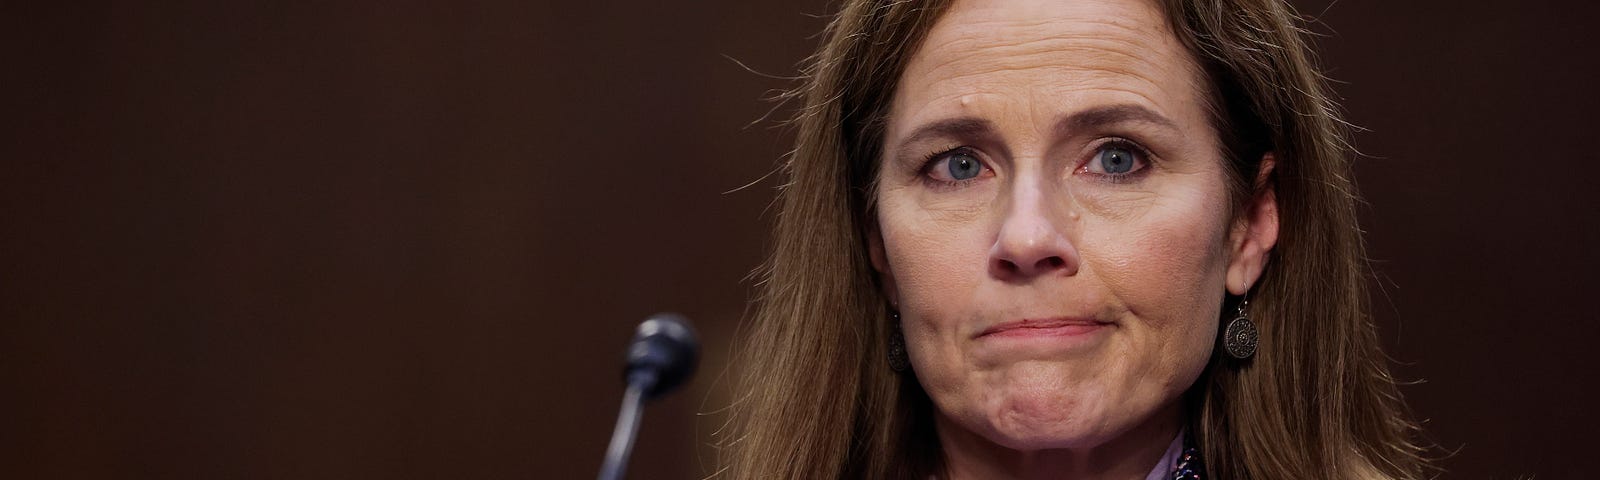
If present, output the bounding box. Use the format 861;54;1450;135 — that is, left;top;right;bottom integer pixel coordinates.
887;311;910;373
1223;299;1259;360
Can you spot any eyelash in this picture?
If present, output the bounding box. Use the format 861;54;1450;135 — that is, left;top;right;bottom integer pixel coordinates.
1080;137;1156;184
917;146;990;190
915;138;1156;188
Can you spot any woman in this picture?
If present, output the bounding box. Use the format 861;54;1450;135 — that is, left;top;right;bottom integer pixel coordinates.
719;0;1429;478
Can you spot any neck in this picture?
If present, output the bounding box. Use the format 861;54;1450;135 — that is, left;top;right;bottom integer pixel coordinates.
935;402;1183;480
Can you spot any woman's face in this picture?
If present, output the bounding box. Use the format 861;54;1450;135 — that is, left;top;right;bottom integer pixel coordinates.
871;0;1275;452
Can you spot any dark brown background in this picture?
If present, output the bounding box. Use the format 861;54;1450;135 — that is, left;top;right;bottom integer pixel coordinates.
4;0;1596;478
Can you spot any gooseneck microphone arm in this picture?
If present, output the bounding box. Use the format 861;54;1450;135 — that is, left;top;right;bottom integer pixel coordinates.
597;379;647;480
596;314;699;480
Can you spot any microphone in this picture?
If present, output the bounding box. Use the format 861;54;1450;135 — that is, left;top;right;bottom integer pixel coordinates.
597;313;699;480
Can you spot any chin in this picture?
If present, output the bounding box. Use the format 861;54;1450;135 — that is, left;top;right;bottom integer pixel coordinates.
970;378;1125;451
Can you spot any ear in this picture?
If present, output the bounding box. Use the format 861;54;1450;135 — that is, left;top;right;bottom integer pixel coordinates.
866;219;899;307
1226;153;1280;295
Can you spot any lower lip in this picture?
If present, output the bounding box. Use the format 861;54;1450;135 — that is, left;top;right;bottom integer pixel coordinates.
981;323;1108;339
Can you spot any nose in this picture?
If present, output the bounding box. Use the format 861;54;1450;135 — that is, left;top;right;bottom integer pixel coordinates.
989;179;1079;281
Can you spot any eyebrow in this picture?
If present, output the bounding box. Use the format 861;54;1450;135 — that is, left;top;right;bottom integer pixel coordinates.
1058;104;1178;132
895;117;998;152
893;104;1178;153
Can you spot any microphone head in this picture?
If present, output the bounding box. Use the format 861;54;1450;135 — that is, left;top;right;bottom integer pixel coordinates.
623;313;699;400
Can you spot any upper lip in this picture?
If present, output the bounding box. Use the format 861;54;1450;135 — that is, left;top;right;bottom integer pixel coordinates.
977;317;1110;337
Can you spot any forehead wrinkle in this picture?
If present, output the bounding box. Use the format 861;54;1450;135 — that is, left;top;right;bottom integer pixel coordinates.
908;42;1180;107
914;6;1178;71
904;35;1191;123
909;72;1175;130
891;0;1212;145
936;3;1170;42
916;35;1173;89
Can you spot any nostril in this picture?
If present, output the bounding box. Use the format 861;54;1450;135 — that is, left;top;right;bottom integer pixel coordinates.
1039;256;1065;270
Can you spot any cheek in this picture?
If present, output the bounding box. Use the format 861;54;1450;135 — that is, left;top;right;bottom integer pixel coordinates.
880;205;988;316
875;195;993;360
1084;187;1232;350
1096;220;1224;311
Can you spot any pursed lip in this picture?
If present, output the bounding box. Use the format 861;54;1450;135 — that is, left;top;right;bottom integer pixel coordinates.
977;317;1112;338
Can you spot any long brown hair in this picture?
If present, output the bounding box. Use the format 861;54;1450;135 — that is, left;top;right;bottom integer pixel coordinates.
715;0;1431;478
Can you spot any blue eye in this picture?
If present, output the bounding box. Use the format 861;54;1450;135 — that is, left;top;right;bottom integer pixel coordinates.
924;149;991;185
1097;146;1136;174
946;152;984;180
1086;142;1147;176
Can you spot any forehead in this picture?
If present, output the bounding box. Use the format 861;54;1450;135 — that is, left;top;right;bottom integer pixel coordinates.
889;0;1208;140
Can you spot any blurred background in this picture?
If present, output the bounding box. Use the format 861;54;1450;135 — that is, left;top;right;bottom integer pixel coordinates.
3;0;1596;478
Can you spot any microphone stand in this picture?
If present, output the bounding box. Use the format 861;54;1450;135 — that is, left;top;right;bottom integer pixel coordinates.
597;370;656;480
595;314;694;480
